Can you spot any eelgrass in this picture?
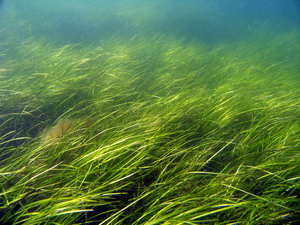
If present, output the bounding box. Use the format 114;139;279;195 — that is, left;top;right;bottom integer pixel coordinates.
1;28;300;224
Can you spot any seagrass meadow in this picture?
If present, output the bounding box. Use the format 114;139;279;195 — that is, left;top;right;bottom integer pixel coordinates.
1;16;300;225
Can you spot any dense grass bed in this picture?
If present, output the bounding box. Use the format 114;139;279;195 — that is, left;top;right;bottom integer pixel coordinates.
0;29;300;224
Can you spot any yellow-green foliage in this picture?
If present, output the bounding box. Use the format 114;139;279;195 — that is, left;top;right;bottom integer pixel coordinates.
0;29;299;224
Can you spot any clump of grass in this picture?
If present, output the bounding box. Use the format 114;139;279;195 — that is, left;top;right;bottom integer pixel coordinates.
42;117;96;144
0;27;300;225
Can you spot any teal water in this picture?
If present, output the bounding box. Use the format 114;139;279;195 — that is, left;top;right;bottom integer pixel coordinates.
1;0;299;46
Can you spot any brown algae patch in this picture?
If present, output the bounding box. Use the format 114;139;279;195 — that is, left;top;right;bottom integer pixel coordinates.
42;117;95;143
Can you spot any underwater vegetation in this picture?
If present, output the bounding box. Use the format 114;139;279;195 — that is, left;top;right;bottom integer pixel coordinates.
42;117;96;143
0;29;300;224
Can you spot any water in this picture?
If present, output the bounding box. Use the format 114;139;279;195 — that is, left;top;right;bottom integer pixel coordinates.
1;0;299;46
